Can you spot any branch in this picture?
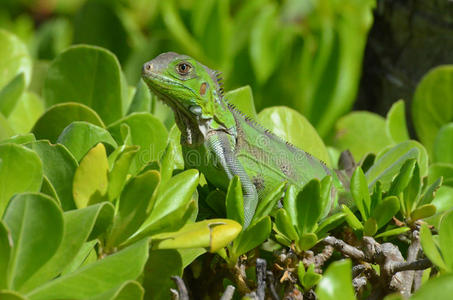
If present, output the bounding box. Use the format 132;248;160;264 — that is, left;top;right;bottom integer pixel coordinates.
323;236;366;260
171;276;189;300
391;258;432;274
266;271;280;300
220;285;236;300
256;258;267;300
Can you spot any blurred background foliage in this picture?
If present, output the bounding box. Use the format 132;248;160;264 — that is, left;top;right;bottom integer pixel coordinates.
0;0;375;138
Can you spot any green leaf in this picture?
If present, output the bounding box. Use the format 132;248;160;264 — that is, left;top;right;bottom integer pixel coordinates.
297;262;305;283
0;144;43;216
21;202;114;292
0;290;27;300
403;162;421;215
224;86;257;119
32;102;105;143
0;133;35;145
0;73;25;117
351;167;370;220
420;223;447;271
283;184;298;227
27;239;149;300
333;111;392;161
385;100;409;143
152;219;242;253
372;196;400;229
302;264;322;291
258;107;331;166
73;143;109;208
366;141;428;189
411;273;453;300
7;92;45;134
3;193;63;291
316;212;346;237
127;79;151;115
225;176;244;225
296;179;322;233
319;176;334;218
44;45;125;124
420;177;443;206
57;121;118;161
0;221;11;289
388;159;416;197
410;204;436;221
107;146;139;201
231;216;271;259
0;30;32;89
374;227;410;239
252;181;286;224
108;112;168;173
412;65;453;157
143;249;182;300
298;232;318;251
0;114;14;140
88;280;144;300
107;170;160;248
363;218;378;236
428;163;453;188
439;210;453;270
434;123;453;164
275;208;298;241
26;141;78;211
342;205;363;231
137;169;199;238
316;259;355;300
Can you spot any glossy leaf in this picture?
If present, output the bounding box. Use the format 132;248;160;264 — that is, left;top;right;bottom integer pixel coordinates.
410;204;436;221
351;167;370;220
363;218;378;236
333;111;392;161
302;264;322;291
143;249;182;300
0;221;11;289
428;163;453;188
374;227;410;239
252;181;286;224
420;223;447;271
152;219;242;253
298;232;318;251
439;210;453;270
225;86;257;119
108;112;168;173
385;100;409;143
26;141;78;211
73;143;109;208
0;144;43;216
21;202;114;292
0;30;32;89
7;92;45;134
32;102;105;143
283;184;298;227
27;239;149;300
372;196;400;229
317;259;355;300
57;121;118;161
44;45;125;124
258;106;331;166
107;146;139;201
434;123;453;164
411;273;453;300
127;79;151;115
296;179;322;234
107;170;160;248
412;65;453;157
3;193;63;291
275;208;298;241
225;176;244;225
137;169;199;237
89;280;144;300
0;73;25;117
231;216;271;259
342;205;363;231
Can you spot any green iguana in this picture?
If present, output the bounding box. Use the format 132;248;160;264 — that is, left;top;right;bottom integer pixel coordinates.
142;52;347;227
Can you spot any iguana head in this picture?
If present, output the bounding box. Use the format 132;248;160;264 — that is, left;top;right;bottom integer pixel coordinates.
142;52;235;144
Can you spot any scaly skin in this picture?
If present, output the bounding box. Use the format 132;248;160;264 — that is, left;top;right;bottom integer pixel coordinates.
142;52;346;227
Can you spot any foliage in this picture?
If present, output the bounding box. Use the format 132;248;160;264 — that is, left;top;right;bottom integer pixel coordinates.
0;1;453;299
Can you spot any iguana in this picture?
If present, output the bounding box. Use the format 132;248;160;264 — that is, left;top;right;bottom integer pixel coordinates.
142;52;347;227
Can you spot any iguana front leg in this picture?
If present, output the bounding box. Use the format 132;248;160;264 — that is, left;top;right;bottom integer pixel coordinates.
207;131;258;227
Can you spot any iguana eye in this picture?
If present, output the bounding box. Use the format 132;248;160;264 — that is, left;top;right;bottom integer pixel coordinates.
176;62;192;75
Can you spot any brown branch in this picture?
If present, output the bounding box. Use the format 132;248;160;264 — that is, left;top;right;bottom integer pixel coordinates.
323;236;366;260
266;271;280;300
220;285;236;300
171;276;189;300
391;258;432;273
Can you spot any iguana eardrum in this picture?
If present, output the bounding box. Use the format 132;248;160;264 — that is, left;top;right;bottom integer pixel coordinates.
142;52;346;227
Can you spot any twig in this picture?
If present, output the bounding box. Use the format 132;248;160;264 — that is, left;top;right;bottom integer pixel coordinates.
266;271;280;300
256;258;267;300
220;285;236;300
391;258;432;273
171;276;189;300
323;236;365;260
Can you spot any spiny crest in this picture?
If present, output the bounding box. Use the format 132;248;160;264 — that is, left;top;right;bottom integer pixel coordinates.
215;70;225;96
